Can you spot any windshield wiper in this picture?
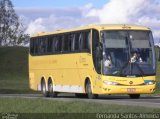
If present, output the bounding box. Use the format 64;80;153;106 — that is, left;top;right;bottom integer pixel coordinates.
117;61;144;77
116;59;130;76
133;62;144;77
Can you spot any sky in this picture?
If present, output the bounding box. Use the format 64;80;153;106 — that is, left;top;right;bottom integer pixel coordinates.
12;0;107;8
12;0;160;43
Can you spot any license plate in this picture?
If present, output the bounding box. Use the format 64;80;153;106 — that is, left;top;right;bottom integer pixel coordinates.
127;88;136;92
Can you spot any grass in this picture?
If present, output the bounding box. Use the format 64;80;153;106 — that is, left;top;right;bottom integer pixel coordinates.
0;47;37;94
1;98;159;113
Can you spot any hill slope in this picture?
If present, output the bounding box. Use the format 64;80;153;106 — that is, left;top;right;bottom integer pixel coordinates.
0;47;32;93
0;47;28;79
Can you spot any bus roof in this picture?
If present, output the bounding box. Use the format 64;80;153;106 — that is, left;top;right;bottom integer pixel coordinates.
32;24;150;37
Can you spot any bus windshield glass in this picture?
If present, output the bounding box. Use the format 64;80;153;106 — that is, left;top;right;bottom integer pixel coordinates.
102;30;156;77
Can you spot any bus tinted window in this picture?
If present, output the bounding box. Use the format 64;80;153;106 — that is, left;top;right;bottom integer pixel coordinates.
39;37;47;54
47;36;53;53
62;34;69;52
71;33;76;52
68;34;72;52
34;39;38;54
30;38;34;55
30;29;91;55
79;31;90;51
92;29;101;74
55;36;62;52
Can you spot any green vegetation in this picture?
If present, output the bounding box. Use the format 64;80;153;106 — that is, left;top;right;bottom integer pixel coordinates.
0;97;159;119
0;47;35;93
0;97;159;112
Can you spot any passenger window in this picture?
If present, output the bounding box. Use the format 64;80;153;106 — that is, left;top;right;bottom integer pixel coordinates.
70;33;75;52
30;38;34;55
55;36;62;52
47;36;53;53
62;34;69;52
75;33;80;51
67;34;72;52
92;29;101;74
39;37;47;54
79;31;90;52
34;38;38;55
51;36;56;53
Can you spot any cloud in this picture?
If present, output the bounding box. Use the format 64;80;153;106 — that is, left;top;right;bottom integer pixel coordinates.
16;0;160;42
86;0;160;42
17;7;98;35
25;18;47;35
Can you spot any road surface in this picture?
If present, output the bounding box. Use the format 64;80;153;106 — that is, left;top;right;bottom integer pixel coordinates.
0;94;160;108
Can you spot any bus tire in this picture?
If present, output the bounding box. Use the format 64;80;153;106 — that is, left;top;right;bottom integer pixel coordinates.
86;81;98;99
129;94;140;99
41;80;49;97
48;79;57;98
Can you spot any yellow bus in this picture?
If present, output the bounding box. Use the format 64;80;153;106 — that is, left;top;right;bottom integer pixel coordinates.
29;24;156;99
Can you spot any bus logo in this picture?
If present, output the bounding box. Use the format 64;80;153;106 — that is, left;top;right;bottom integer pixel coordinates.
129;81;133;85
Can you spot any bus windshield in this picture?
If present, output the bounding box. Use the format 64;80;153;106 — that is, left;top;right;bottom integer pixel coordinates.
102;30;156;77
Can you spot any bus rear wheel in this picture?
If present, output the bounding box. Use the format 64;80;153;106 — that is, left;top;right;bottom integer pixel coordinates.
129;94;140;99
86;81;98;99
48;80;57;97
41;80;49;97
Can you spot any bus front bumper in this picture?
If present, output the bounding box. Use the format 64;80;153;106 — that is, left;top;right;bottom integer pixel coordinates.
101;84;156;94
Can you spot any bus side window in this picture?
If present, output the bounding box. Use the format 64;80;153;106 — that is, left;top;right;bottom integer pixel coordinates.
75;32;80;51
51;36;56;54
55;35;62;53
39;37;46;55
92;29;101;74
62;34;69;52
84;31;91;52
33;38;37;55
79;32;83;51
35;37;41;55
55;36;59;52
79;30;90;52
71;33;76;52
44;37;48;54
30;38;34;55
47;36;52;54
38;38;42;54
68;34;72;52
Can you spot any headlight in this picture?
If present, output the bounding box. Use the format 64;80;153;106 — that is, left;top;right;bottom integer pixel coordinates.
144;80;155;85
103;81;118;85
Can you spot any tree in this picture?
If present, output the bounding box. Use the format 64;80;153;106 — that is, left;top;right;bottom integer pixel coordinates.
0;0;28;46
158;39;160;61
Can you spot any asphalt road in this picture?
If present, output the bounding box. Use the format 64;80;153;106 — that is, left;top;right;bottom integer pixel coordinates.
0;94;160;108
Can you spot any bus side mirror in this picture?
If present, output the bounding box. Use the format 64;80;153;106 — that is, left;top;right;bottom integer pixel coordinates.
96;42;103;60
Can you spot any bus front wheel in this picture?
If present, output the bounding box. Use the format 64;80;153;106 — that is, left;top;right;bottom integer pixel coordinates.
129;94;140;99
41;80;49;97
86;81;98;99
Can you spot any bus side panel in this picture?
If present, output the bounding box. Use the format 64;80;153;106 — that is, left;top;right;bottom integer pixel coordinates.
78;53;102;94
29;54;82;93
